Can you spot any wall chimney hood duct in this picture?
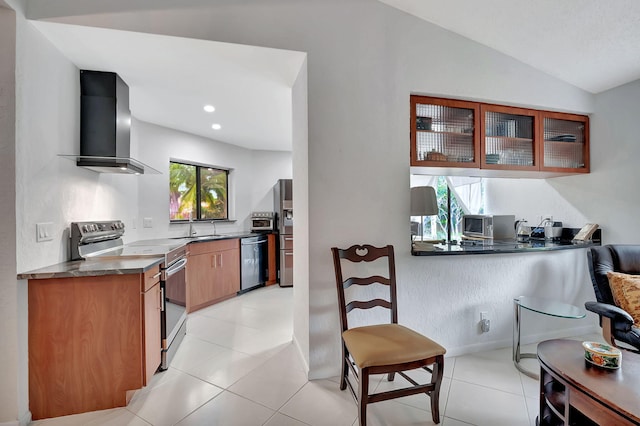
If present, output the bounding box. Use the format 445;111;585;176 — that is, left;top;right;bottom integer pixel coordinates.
73;70;156;174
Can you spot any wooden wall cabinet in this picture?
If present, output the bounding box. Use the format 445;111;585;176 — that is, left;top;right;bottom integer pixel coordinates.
28;265;162;420
410;96;480;168
410;95;590;176
539;111;590;173
186;238;240;313
480;104;538;171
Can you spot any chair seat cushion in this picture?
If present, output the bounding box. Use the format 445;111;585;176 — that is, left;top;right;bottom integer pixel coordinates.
343;323;446;369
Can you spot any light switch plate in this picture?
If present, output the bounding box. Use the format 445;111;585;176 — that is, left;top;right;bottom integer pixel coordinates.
143;217;153;228
36;222;54;242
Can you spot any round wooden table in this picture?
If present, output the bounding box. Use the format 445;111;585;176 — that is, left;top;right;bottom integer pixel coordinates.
537;339;640;425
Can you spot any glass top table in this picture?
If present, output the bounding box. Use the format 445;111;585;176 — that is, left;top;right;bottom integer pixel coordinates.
513;296;586;378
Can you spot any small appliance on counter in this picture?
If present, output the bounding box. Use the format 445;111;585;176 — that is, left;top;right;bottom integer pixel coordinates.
462;214;515;240
250;211;275;232
529;218;563;240
515;219;530;242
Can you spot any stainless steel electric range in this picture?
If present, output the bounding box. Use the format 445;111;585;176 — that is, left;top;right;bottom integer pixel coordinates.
70;220;187;371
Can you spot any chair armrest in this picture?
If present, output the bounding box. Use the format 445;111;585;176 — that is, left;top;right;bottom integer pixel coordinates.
585;301;634;325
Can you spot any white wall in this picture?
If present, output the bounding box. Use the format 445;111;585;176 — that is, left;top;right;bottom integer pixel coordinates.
132;120;292;240
13;0;628;391
0;4;19;425
485;178;589;228
291;59;310;368
15;19;142;272
554;78;640;244
250;150;293;212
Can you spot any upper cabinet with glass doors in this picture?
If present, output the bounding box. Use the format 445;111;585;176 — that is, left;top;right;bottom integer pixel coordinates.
480;105;538;171
540;111;589;173
410;96;480;168
410;95;589;176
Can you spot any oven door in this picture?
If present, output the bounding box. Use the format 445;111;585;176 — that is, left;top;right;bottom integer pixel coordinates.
161;256;188;370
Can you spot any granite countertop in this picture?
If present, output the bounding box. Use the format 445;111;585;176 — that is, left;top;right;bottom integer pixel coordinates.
18;232;261;280
17;256;165;280
412;238;600;256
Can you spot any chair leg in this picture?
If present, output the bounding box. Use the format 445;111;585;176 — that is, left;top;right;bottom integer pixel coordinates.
430;355;444;424
358;367;369;426
340;343;348;390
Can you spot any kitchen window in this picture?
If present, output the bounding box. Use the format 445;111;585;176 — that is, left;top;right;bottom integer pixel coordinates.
411;176;484;242
169;161;229;221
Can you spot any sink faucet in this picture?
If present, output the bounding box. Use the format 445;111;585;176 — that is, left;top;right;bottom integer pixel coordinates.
189;217;197;236
211;220;217;235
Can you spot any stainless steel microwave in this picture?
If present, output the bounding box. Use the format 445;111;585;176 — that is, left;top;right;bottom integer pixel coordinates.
250;212;275;231
462;214;515;240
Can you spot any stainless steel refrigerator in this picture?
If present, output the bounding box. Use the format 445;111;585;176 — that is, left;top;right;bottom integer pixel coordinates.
274;179;293;287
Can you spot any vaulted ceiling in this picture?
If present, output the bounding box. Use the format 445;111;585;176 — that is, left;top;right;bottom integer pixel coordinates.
24;0;640;151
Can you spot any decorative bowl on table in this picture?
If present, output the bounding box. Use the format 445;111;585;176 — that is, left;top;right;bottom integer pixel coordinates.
582;341;621;369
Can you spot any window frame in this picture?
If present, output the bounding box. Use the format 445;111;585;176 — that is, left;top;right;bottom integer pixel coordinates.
169;160;230;222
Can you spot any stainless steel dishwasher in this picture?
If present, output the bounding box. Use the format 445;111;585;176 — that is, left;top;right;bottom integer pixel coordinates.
239;235;268;294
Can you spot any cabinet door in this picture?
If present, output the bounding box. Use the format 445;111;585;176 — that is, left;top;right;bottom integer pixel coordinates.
143;281;161;385
481;104;538;170
410;96;480;168
218;248;241;298
187;252;216;311
266;233;277;285
540;112;589;173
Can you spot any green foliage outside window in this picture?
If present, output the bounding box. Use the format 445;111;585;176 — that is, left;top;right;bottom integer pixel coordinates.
169;161;228;221
421;177;479;242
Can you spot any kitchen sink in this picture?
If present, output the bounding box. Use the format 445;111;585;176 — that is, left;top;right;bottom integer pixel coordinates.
172;234;226;240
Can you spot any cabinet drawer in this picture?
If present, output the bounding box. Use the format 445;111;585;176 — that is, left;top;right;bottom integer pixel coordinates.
143;265;161;292
188;238;239;256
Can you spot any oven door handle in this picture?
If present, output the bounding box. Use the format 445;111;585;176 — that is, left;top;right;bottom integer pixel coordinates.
166;258;188;277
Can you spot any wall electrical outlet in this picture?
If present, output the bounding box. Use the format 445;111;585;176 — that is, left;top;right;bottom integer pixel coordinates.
480;311;490;333
36;222;54;242
143;217;153;228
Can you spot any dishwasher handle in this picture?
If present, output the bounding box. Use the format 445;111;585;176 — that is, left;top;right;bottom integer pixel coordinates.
242;239;267;246
165;257;188;277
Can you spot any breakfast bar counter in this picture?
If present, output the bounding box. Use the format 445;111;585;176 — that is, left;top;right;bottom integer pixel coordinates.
412;239;600;256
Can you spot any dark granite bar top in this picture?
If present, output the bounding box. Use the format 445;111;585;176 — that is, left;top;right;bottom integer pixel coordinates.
412;227;601;256
412;239;600;256
18;232;262;280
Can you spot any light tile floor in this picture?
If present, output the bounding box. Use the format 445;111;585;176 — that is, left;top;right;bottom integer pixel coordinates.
32;286;603;426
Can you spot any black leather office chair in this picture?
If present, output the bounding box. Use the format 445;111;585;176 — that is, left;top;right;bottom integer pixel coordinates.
586;245;640;352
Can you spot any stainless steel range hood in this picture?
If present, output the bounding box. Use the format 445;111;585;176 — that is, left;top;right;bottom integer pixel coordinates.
61;70;158;174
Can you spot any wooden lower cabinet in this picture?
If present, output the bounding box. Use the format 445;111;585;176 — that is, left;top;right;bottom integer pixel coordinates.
143;281;162;385
266;233;277;285
28;266;161;420
186;238;240;313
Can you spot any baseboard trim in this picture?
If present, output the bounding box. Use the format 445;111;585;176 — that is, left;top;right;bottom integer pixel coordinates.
444;325;600;358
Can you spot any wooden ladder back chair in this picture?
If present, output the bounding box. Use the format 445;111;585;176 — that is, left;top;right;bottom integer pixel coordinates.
331;244;446;426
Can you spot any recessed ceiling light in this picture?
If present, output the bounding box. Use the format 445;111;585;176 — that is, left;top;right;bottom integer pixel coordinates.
203;105;215;113
211;123;222;130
